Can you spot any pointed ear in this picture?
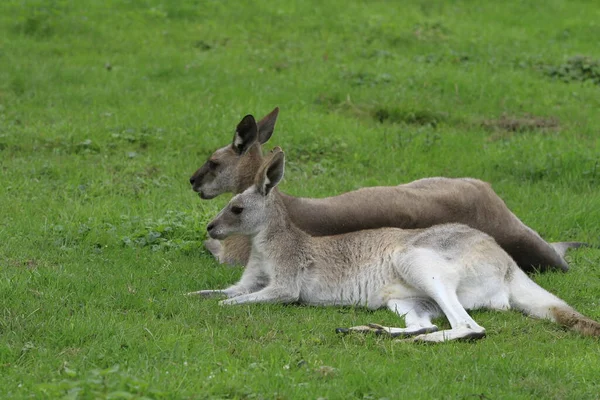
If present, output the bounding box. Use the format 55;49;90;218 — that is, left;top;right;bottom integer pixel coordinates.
232;115;258;154
256;149;285;196
257;107;279;144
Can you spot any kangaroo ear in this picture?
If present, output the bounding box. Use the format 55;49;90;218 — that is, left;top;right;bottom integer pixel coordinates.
232;115;258;155
257;107;279;144
257;149;285;196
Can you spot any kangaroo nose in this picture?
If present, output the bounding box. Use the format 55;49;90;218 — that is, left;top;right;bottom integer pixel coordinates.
189;176;195;186
207;222;215;233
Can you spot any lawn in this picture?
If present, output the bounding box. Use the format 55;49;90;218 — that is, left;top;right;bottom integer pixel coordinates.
1;0;600;398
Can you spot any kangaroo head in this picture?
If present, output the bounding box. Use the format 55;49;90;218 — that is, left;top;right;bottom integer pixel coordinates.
207;148;285;240
190;107;279;199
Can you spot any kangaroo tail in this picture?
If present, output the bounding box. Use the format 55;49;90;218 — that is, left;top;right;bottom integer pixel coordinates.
509;268;600;337
550;242;590;259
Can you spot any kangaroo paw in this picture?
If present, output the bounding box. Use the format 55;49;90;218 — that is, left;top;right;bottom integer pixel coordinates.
185;289;227;297
335;323;438;337
335;325;379;335
204;239;222;259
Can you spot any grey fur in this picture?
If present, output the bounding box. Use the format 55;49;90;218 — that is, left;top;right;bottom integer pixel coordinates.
189;109;583;273
192;151;600;342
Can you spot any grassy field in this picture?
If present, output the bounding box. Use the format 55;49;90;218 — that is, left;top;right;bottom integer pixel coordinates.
1;0;600;398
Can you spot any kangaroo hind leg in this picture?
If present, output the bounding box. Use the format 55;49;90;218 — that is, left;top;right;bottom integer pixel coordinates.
374;298;441;337
406;287;486;343
399;249;486;343
337;298;440;337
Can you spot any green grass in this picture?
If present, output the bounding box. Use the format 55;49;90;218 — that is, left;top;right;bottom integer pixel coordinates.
1;0;600;398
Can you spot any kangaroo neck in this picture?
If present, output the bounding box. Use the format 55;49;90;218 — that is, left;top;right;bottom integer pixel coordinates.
234;146;264;194
251;191;309;251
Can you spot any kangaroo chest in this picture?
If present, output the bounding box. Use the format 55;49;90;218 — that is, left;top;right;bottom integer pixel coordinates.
297;257;397;309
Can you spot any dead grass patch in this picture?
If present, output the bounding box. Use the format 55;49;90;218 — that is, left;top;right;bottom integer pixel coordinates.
482;114;559;140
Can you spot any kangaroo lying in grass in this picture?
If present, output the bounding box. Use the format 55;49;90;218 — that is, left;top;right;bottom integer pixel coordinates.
189;108;583;273
191;149;600;342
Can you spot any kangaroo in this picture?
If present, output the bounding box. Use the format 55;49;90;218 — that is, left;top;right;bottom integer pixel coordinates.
189;108;584;273
191;149;600;342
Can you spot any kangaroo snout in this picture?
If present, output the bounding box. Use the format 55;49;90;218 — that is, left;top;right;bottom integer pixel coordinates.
190;173;212;199
189;172;203;194
206;221;225;239
189;168;203;188
189;167;206;192
207;222;216;234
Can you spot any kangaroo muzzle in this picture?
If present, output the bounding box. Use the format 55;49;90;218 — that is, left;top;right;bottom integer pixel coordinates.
206;219;227;240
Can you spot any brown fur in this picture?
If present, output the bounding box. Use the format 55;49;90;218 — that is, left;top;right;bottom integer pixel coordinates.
192;109;583;273
214;178;571;273
195;150;600;342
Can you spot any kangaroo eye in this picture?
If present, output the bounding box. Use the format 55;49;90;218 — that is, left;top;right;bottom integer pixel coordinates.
208;160;219;169
231;206;244;215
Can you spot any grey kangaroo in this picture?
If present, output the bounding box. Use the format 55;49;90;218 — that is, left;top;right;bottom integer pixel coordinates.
191;149;600;342
189;108;583;272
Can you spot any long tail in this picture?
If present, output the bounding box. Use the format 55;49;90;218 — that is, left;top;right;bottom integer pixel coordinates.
508;268;600;337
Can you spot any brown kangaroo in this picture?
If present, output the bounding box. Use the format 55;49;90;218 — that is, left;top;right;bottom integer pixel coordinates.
191;149;600;342
189;108;584;273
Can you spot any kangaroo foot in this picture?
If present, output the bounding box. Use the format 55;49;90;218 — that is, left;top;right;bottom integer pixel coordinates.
336;323;439;337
